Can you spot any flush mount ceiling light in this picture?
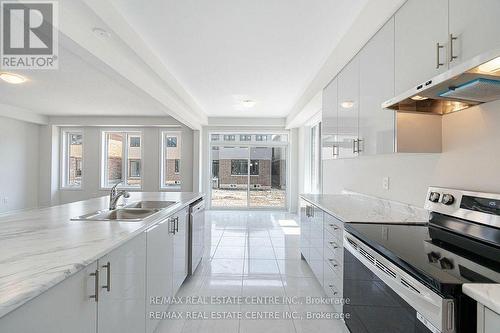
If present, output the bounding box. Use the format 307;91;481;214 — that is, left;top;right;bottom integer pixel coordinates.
478;56;500;73
340;101;355;109
241;99;256;108
92;27;111;40
411;95;429;101
0;72;27;84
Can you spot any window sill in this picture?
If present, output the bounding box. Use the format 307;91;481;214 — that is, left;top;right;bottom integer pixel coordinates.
60;187;83;191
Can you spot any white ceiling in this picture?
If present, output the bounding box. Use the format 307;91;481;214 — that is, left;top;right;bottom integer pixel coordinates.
110;0;368;118
0;36;168;117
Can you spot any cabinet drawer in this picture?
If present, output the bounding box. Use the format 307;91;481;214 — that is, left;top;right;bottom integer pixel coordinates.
324;214;343;240
324;275;343;299
324;232;343;258
324;255;342;279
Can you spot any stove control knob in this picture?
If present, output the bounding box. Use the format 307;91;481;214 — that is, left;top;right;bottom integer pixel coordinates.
441;194;455;205
439;257;454;270
427;251;441;263
429;192;441;203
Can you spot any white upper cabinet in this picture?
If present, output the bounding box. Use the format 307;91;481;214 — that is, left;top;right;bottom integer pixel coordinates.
337;56;360;158
322;78;338;160
97;233;146;333
449;0;500;67
394;0;449;95
359;17;396;155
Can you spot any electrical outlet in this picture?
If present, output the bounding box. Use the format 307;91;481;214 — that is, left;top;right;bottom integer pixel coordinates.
382;177;390;190
2;197;8;205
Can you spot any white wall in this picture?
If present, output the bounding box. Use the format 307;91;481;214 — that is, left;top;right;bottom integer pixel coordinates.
0;116;40;213
323;100;500;207
36;116;195;205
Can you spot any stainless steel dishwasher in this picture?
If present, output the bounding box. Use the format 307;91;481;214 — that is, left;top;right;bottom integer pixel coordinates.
188;199;205;275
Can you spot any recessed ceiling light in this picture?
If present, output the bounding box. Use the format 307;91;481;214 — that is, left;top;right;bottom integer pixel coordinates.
0;72;27;84
92;27;111;40
340;101;354;109
241;99;256;108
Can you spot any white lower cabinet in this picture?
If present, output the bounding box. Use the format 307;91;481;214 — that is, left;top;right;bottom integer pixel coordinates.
0;206;191;333
97;233;147;333
300;199;344;312
173;207;189;294
0;262;98;333
477;303;500;333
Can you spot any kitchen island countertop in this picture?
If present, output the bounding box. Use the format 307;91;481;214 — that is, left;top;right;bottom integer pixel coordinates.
0;192;203;319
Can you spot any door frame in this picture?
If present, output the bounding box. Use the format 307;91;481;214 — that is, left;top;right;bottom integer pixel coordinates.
207;130;290;211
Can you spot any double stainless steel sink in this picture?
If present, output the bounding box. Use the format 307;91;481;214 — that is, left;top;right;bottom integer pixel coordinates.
71;201;177;222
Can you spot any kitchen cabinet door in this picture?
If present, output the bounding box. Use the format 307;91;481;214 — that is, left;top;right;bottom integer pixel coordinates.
300;199;311;262
173;207;189;295
449;0;500;67
97;233;146;333
337;56;360;158
322;78;339;160
484;307;500;333
309;205;324;286
146;218;174;333
0;262;98;333
359;17;395;155
394;0;448;95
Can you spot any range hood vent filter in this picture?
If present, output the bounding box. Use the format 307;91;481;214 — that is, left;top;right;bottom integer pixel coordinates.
439;78;500;103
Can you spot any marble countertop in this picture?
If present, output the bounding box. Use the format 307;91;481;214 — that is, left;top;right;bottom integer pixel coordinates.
300;192;429;223
0;192;203;319
463;284;500;314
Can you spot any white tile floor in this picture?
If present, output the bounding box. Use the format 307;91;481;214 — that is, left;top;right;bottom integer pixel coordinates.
156;210;349;333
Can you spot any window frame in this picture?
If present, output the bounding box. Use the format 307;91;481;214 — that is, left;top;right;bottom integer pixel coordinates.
160;130;182;190
60;129;84;190
100;130;144;190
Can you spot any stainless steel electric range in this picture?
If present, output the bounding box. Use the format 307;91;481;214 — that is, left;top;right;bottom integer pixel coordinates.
343;187;500;333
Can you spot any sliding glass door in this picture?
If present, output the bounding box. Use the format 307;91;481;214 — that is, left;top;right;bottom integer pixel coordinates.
210;133;288;210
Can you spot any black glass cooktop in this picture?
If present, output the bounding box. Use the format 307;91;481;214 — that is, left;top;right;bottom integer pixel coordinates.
344;222;500;296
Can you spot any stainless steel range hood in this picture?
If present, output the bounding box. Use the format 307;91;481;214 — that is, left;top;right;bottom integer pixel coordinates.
383;48;500;114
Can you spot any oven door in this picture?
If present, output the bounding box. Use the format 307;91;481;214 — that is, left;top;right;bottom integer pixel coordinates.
343;232;455;333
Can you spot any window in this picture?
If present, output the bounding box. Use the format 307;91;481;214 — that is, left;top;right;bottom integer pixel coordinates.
231;159;247;175
102;131;142;188
211;134;220;141
161;131;182;188
249;160;259;175
62;131;83;188
256;134;268;141
166;136;177;147
240;135;251;141
230;159;259;176
224;134;236;141
129;136;141;147
129;160;141;178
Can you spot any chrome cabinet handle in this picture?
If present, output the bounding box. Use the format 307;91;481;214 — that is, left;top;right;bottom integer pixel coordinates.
332;145;339;157
357;139;363;153
436;42;444;68
168;218;175;234
329;223;339;231
174;217;179;233
449;34;458;62
102;262;111;292
328;258;339;267
329;241;339;249
90;269;99;302
352;139;357;153
328;284;339;295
